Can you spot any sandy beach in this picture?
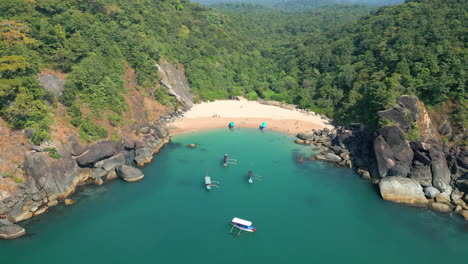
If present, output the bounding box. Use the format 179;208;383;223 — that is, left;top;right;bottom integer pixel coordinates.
169;99;332;135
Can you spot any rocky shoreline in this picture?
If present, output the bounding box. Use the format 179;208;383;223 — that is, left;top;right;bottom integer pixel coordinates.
0;114;181;239
294;95;468;220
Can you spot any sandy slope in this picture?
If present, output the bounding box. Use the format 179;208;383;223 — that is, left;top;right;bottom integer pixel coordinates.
169;99;332;135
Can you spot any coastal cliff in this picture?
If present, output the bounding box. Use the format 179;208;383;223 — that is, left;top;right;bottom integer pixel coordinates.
0;60;191;239
295;95;468;219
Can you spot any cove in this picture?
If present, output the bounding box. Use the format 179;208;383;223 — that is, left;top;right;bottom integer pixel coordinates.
1;128;467;264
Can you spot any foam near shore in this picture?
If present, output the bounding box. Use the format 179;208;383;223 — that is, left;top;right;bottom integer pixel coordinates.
169;99;332;135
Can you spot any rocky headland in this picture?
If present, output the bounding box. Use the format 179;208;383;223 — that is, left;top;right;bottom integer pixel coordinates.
295;95;468;220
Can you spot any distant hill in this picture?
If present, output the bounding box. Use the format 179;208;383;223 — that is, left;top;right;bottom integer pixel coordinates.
196;0;404;9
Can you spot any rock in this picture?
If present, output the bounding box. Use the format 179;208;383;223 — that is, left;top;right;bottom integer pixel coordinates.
47;200;58;207
116;165;144;182
68;134;85;156
373;135;396;178
64;199;75;206
7;208;33;223
37;73;65;98
188;144;196;148
324;153;342;162
413;150;431;165
33;207;47;216
134;147;153;166
329;145;344;155
106;170;118;181
357;168;371;180
92;167;108;179
123;137;135;149
424;187;440;199
76;141;118;166
377;95;419;132
0;219;26;239
304;140;311;145
140;127;150;134
429;202;451;213
94;153;125;172
409;165;432;187
297;157;305;163
460;210;468;220
157;60;194;110
451;189;463;201
379;176;428;206
296;132;315;141
23;152;79;200
429;145;452;193
434;193;451;204
150;125;168;139
439;120;452;137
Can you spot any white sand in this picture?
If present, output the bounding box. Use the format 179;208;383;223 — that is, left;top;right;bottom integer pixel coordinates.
169;99;332;135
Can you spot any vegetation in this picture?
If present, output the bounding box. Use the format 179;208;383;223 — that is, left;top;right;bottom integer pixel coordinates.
43;147;62;159
0;0;465;144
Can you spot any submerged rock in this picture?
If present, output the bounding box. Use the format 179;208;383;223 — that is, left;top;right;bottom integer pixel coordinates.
0;219;26;239
379;176;428;206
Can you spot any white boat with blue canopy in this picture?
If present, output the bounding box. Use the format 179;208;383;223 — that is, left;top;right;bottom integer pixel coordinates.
205;176;212;190
229;217;256;236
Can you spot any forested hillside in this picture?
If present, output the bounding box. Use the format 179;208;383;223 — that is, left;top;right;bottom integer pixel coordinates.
197;0;404;9
0;0;466;145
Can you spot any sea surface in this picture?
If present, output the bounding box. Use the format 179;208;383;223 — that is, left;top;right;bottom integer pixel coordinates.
1;128;468;264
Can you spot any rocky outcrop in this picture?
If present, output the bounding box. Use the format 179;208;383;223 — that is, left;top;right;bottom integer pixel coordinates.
23;152;79;200
76;141;119;167
37;73;65;98
157;60;194;110
379;176;428;206
373;126;413;178
116;165;144;182
134;123;169;167
0;219;26;239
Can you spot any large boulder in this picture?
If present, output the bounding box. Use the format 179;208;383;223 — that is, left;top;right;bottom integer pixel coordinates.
67;134;85;156
296;132;315;141
428;145;452;193
116;165;144;182
379;176;428;206
409;165;432;187
0;219;26;239
157;60;194;110
429;202;451;213
23;152;79;200
76;141;118;166
373;126;413;178
439;120;452;137
94;153;125;172
424;187;440;199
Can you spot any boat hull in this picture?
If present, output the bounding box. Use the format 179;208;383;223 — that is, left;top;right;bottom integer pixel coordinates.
230;223;256;232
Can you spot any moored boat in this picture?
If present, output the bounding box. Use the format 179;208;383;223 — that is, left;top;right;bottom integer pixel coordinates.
230;217;256;232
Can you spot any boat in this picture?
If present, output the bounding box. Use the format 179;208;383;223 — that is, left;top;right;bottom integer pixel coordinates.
248;170;254;184
223;154;228;167
230;217;256;233
205;176;212;190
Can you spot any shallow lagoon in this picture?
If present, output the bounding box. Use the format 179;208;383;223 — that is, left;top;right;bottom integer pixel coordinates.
1;128;467;264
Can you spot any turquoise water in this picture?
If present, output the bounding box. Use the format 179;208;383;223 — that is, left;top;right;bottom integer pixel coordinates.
1;128;468;263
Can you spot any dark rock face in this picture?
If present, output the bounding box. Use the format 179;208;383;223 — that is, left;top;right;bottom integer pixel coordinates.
428;145;452;193
409;165;432;187
76;141;118;166
373;126;413;178
439;120;452;137
377;95;419;132
0;219;26;239
116;165;144;182
23;152;79;199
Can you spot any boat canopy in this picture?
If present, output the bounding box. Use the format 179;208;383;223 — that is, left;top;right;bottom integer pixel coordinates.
261;122;267;128
231;217;252;226
229;122;235;127
205;176;211;185
248;170;254;177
